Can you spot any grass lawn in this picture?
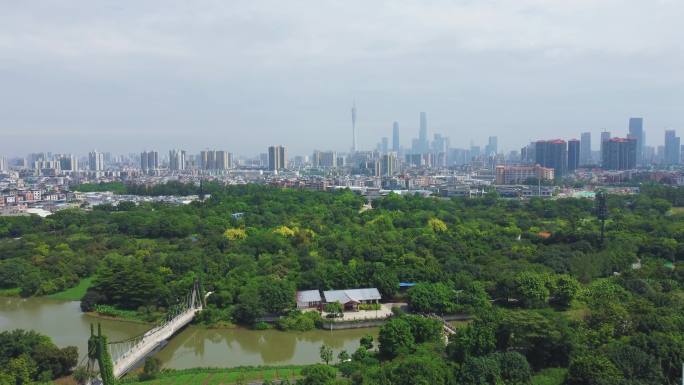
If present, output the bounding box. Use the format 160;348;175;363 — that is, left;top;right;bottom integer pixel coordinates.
447;319;472;329
120;366;306;385
0;287;21;297
531;368;566;385
561;300;589;322
48;277;93;301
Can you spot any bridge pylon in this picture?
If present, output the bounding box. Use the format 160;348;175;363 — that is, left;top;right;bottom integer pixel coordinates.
86;323;115;385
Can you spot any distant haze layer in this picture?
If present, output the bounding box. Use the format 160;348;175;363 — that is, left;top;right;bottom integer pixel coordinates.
1;0;683;156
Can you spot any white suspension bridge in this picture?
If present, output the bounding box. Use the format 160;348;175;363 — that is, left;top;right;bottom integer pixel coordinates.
87;282;206;384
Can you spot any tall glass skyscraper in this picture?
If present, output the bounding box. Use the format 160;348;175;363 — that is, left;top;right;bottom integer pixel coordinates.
664;130;680;165
580;132;591;165
392;122;400;152
628;117;644;165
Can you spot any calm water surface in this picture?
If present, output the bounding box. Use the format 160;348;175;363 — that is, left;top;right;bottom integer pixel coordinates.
0;297;376;369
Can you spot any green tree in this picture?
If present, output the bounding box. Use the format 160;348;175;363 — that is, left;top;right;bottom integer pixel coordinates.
379;353;454;385
493;352;532;385
319;344;333;365
3;354;36;385
378;317;415;359
407;283;456;314
324;302;344;318
552;274;580;308
300;364;337;385
447;321;496;363
359;335;374;350
337;350;350;363
457;355;502;385
605;343;663;384
565;354;621;385
514;272;550;308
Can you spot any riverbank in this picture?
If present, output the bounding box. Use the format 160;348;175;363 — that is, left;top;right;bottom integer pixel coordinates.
0;296;375;370
47;277;93;301
120;365;310;385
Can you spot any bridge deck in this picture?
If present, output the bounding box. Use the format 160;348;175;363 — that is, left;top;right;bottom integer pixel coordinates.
112;308;200;378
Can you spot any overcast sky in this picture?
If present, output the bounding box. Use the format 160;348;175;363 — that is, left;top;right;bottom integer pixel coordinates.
1;0;683;157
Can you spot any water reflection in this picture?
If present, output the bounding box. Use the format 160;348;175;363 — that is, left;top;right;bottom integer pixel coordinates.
0;297;377;369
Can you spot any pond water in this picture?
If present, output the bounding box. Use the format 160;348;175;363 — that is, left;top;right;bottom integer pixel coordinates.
0;297;376;369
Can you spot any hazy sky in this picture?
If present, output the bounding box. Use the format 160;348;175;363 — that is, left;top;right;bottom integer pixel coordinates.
1;0;683;157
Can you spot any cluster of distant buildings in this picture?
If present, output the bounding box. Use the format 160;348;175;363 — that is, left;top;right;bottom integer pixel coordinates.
1;113;683;217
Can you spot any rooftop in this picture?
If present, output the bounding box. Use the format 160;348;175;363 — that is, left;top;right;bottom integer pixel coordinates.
296;290;321;303
323;288;381;304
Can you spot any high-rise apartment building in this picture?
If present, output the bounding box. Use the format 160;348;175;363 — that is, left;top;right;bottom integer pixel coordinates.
535;139;567;177
520;142;536;164
580;132;591;165
392;122;400;152
0;156;7;172
198;150;231;170
319;151;337;168
88;150;104;171
567;139;580;172
268;145;287;171
664;130;681;165
169;149;186;171
58;154;78;172
628;118;644;165
600;131;611;166
140;151;159;173
602;137;637;170
215;150;232;170
432;134;449;156
381;153;397;176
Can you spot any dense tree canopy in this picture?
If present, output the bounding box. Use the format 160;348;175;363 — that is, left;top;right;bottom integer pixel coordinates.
1;183;683;383
0;329;77;383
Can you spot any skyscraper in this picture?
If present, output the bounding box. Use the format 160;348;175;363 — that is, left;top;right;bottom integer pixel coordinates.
392;122;400;152
602;137;637;170
88;150;104;171
319;151;337;168
215;150;229;170
600;130;611;167
381;137;389;153
664;130;681;165
206;150;216;170
381;153;396;176
169;149;186;171
628;118;644;165
268;145;287;171
58;154;78;172
140;151;158;173
568;139;580;172
419;112;428;153
432;133;448;155
580;132;591;165
0;156;7;172
351;102;357;153
535;139;567;177
485;136;498;156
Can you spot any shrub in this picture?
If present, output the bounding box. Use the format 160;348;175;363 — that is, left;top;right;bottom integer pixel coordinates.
252;321;271;330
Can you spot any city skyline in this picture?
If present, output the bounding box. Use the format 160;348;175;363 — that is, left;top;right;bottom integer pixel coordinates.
0;116;680;160
2;1;684;156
